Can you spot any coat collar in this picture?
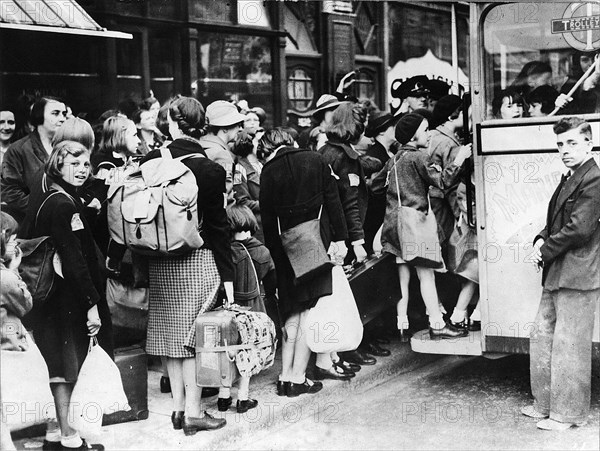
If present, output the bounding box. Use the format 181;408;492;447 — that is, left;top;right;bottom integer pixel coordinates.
326;141;359;160
30;130;49;164
168;138;207;157
435;125;461;146
551;157;597;225
264;146;304;166
199;134;228;151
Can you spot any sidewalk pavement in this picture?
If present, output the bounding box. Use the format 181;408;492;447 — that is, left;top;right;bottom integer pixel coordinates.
13;338;443;451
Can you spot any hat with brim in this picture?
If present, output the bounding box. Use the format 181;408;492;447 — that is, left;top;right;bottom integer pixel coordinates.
206;100;247;127
393;75;431;100
312;94;343;116
365;112;402;138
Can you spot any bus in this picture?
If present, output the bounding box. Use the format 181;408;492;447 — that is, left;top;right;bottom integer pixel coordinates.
410;2;600;356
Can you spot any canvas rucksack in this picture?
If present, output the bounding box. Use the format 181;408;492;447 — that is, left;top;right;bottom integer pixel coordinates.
107;147;204;256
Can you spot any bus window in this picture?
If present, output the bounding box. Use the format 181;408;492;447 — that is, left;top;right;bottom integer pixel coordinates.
483;2;600;120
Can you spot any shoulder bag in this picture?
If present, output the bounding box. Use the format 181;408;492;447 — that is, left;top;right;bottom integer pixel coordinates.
17;189;73;305
278;206;334;285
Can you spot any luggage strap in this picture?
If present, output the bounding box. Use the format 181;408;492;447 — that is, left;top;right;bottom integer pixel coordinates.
197;339;271;362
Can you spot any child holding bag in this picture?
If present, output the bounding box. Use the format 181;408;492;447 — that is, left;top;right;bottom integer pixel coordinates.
217;204;278;413
1;211;55;450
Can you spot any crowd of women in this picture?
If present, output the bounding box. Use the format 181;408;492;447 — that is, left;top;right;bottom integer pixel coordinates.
9;66;571;448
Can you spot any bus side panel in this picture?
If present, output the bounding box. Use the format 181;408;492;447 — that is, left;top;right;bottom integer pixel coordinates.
477;127;600;353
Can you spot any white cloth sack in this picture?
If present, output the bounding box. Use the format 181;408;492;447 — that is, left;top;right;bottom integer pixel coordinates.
303;265;363;353
68;338;129;438
1;333;56;431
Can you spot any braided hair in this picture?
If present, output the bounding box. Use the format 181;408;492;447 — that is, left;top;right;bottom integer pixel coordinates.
168;97;205;139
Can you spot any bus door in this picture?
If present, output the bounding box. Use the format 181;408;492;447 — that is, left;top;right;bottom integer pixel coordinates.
412;2;600;356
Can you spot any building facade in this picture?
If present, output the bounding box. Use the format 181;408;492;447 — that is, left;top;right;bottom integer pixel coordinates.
1;1;469;128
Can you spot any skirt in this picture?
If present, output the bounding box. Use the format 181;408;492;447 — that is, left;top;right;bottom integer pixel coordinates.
146;248;220;358
447;217;479;284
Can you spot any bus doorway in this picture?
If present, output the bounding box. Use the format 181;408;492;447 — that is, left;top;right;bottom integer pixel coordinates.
411;2;600;356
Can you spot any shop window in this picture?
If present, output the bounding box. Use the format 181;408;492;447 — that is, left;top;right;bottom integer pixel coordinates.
287;67;315;112
117;32;142;77
116;32;143;103
354;70;376;102
482;2;599;119
284;1;319;53
354;1;379;56
149;34;175;103
198;33;273;124
388;4;469;71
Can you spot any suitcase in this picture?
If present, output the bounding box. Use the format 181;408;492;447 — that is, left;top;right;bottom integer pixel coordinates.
195;309;240;388
347;253;400;325
103;345;149;425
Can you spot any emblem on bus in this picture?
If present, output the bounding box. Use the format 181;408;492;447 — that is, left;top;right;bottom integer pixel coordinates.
552;2;600;51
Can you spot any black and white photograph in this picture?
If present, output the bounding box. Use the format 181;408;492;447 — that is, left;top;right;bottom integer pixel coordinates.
0;1;599;450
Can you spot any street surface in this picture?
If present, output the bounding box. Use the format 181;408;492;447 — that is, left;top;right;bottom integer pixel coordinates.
231;354;600;450
14;341;600;450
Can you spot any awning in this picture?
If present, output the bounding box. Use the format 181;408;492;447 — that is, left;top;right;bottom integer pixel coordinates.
0;0;132;39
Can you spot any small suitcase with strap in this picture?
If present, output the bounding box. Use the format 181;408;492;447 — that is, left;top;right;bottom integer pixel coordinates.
347;253;400;325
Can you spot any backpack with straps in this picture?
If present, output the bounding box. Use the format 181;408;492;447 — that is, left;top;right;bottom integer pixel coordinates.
106;147;204;256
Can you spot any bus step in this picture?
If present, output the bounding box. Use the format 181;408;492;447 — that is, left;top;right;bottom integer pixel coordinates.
410;329;483;356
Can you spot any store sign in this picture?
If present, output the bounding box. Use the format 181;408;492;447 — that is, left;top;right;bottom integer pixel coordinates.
223;40;243;63
387;50;469;113
551;2;600;51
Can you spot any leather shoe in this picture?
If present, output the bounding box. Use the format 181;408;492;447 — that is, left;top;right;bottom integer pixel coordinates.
364;342;391;357
160;376;171;394
334;358;360;373
182;412;226;435
333;356;361;373
62;440;105;450
276;380;289;396
236;399;258;414
314;365;354;381
171;410;184;430
201;387;219;398
287;379;323;397
217;396;232;412
449;320;469;331
429;322;468;339
341;349;376;366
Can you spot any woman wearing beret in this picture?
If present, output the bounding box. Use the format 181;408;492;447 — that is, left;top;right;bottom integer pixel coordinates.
371;113;471;339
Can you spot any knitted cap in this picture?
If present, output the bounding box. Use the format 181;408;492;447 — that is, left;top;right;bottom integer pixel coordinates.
395;113;426;144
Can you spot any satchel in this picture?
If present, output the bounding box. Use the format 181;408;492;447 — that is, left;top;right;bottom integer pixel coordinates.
278;206;334;285
303;265;363;353
17;236;55;306
393;157;445;269
17;190;72;305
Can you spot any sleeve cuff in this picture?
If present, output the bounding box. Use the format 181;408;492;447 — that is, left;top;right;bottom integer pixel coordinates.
351;239;365;246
